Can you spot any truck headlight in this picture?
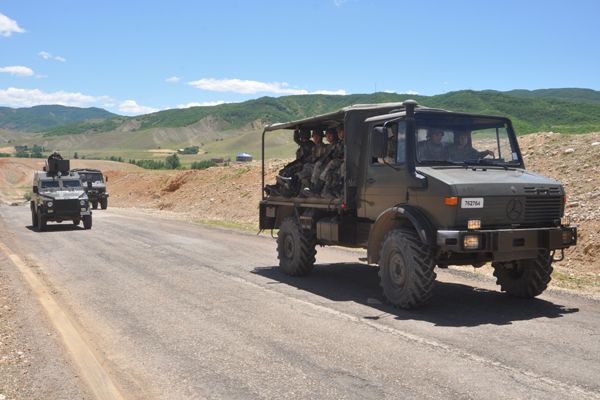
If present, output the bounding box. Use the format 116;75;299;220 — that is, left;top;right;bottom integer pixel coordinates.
46;201;53;208
463;235;481;250
80;199;86;206
562;230;575;245
467;219;481;230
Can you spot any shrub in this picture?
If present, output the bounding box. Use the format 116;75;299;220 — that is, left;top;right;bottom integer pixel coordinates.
190;160;217;170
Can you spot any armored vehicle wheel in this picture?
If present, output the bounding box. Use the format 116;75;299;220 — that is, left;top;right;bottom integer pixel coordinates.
92;201;98;210
277;217;316;276
492;251;553;298
36;212;47;232
82;215;92;230
100;198;108;210
31;208;38;228
378;228;436;309
73;218;80;226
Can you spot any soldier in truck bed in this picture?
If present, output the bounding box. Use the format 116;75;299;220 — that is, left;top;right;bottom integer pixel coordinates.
297;128;327;190
265;128;313;197
305;125;344;197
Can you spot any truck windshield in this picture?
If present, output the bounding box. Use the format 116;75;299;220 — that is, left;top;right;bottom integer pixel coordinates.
415;116;520;167
62;180;82;188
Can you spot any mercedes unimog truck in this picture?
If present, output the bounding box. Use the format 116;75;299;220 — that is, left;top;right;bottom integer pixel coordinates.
31;153;92;231
259;101;577;309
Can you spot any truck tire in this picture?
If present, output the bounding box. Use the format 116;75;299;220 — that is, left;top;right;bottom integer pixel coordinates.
37;212;46;232
378;228;436;309
492;251;552;298
92;201;98;210
277;217;316;276
100;198;108;210
73;218;80;226
82;215;92;230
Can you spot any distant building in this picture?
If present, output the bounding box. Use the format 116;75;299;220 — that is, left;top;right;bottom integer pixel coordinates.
236;152;253;162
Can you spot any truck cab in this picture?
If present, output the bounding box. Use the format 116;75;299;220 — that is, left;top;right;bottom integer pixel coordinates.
259;101;577;309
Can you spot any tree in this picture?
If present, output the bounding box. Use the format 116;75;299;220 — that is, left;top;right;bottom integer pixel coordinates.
165;153;181;169
74;152;79;159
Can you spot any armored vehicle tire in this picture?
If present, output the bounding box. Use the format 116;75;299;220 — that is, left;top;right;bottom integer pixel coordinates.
82;215;92;230
73;218;80;226
31;208;38;228
36;212;47;232
100;199;108;210
92;201;98;210
492;251;553;298
277;217;316;276
378;228;436;309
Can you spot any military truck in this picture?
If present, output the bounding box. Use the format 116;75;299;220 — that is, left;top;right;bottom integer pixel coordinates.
31;154;92;231
259;101;577;309
71;168;109;209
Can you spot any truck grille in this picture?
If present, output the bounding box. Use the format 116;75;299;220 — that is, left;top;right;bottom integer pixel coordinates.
524;196;563;224
54;199;79;214
456;195;563;228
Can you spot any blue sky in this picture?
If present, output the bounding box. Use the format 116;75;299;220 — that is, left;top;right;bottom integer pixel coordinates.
1;0;599;115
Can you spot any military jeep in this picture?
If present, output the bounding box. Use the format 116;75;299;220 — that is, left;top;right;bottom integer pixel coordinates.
259;101;577;309
71;168;109;209
31;154;92;231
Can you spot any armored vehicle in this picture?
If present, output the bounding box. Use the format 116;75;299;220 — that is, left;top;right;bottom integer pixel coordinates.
259;101;577;309
71;168;109;209
31;154;92;231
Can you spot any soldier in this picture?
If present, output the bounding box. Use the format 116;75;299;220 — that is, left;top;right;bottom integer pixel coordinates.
417;128;448;161
448;130;494;162
297;128;327;190
320;125;345;198
303;127;338;196
265;128;313;197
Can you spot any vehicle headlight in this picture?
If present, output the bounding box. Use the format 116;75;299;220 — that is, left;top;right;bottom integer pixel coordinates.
463;234;481;250
80;199;86;206
46;201;53;208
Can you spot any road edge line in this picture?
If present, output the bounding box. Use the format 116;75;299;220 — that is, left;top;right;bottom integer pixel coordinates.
0;241;125;400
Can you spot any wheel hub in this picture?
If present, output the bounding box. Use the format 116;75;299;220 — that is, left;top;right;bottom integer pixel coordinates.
284;235;295;259
389;252;407;287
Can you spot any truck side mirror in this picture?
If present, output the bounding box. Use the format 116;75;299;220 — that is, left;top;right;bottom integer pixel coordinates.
33;186;38;194
371;126;388;159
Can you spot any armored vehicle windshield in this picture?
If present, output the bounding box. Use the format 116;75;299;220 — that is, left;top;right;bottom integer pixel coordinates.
62;179;83;188
78;172;104;182
40;180;60;189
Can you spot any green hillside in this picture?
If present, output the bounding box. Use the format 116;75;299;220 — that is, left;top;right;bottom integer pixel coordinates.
36;89;600;137
0;105;118;132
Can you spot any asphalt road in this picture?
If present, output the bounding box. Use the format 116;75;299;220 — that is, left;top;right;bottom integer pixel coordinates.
1;204;599;399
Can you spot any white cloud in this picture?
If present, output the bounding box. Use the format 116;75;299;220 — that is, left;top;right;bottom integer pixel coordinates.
38;51;66;62
176;100;227;109
118;100;159;115
166;76;181;83
188;78;345;96
0;66;34;77
402;90;419;95
334;0;348;6
311;89;347;95
0;87;111;107
0;13;25;37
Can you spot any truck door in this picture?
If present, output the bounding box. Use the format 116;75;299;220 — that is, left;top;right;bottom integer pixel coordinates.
359;121;408;220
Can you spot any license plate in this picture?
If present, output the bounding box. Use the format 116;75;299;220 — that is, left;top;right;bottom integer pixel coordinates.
461;198;484;208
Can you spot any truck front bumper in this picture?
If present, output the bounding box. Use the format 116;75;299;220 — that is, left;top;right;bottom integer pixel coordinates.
437;225;577;261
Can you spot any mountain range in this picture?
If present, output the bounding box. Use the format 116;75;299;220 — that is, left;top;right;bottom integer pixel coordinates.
2;88;600;138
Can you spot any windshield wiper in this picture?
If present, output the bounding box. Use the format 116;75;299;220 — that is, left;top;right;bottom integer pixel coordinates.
463;159;518;169
418;160;465;166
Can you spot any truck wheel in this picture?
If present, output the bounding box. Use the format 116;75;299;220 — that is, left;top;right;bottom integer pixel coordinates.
37;212;47;232
277;217;316;276
378;228;436;309
92;201;98;210
73;218;80;226
492;251;552;298
100;198;108;210
82;215;92;230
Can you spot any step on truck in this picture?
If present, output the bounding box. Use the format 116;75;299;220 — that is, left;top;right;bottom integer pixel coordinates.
259;101;577;309
31;153;92;231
